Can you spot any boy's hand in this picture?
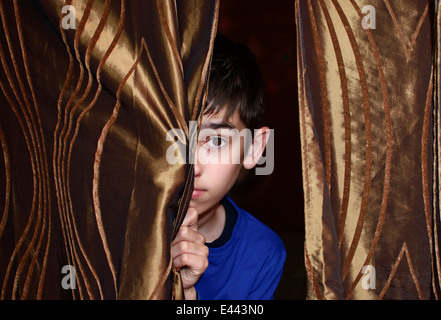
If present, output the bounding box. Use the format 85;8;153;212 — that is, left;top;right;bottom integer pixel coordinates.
171;208;209;300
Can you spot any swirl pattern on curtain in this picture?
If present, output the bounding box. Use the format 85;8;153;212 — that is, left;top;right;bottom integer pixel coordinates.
296;0;441;299
0;0;218;299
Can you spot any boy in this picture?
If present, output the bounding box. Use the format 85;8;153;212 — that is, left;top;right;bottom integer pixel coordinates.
171;35;286;300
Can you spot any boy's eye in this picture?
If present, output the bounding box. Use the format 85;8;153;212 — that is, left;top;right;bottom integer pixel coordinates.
207;136;227;148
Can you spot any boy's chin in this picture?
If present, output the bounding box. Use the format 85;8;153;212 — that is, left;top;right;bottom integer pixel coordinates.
188;199;201;212
188;199;217;216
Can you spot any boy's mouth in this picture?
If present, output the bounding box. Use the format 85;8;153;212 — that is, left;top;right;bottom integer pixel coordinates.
191;188;206;199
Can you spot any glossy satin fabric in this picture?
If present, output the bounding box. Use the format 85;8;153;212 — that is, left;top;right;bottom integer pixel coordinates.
296;0;441;299
0;0;218;299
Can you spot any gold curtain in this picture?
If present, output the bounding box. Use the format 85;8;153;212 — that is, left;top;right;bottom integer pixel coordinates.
0;0;218;299
296;0;441;299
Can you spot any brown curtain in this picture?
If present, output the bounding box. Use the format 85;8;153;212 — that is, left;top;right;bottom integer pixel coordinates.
0;0;218;299
296;0;441;299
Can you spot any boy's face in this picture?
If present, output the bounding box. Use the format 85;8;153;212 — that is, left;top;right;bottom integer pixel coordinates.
189;108;247;216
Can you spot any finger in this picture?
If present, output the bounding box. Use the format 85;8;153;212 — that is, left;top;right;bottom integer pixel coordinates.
171;240;209;260
172;226;206;246
173;253;209;274
181;208;198;231
174;253;209;289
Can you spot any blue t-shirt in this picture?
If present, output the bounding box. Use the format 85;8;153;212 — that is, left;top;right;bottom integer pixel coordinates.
195;197;286;300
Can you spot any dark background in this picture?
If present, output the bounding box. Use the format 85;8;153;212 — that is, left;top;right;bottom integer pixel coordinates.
219;0;306;299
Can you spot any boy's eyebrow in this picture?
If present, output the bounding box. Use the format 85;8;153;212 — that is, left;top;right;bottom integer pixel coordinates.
200;121;236;130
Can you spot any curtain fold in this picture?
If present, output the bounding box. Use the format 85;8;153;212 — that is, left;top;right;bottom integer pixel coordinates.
297;0;441;299
433;0;441;299
0;0;218;299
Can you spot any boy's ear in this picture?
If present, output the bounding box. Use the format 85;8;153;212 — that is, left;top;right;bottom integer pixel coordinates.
243;126;271;170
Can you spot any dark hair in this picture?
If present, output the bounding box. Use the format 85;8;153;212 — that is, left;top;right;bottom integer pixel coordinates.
204;34;265;130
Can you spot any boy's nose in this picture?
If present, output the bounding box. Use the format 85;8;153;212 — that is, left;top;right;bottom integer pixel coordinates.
194;162;201;177
193;147;201;177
